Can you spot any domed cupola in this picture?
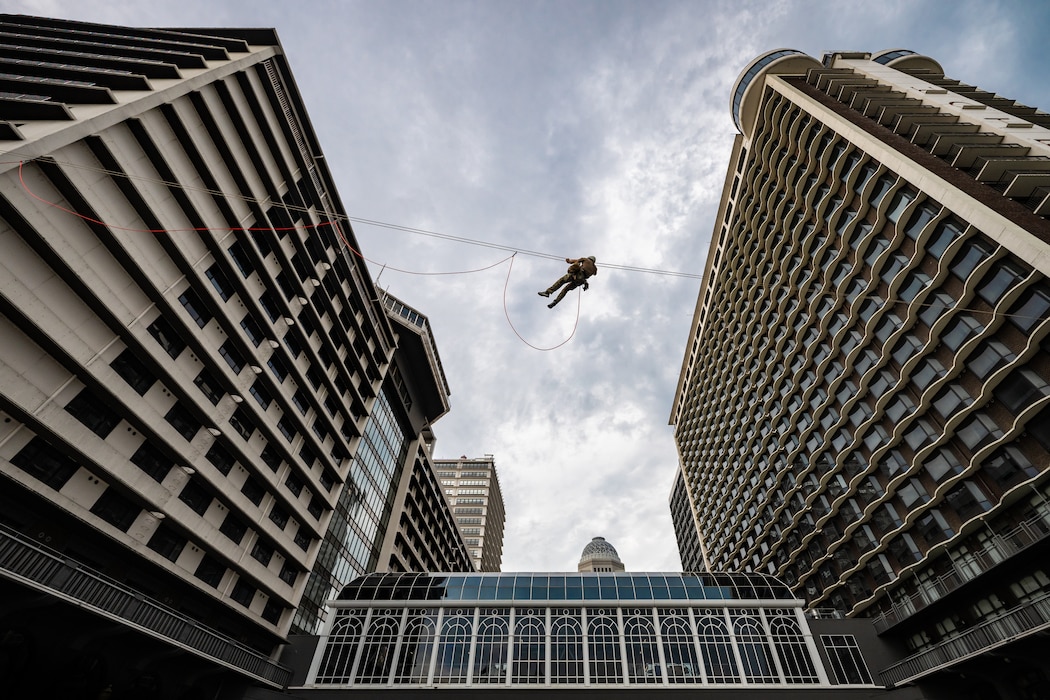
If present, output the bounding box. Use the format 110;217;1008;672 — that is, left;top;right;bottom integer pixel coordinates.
577;536;625;572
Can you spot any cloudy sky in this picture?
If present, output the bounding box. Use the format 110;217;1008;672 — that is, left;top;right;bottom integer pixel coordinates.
8;0;1050;572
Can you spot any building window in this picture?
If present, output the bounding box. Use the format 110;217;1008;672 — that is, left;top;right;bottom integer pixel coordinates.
251;538;274;566
193;368;224;404
206;440;236;475
588;613;622;683
249;381;272;410
218;341;245;374
660;612;701;683
130;442;173;482
260;443;283;472
165;403;200;441
277;417;296;442
228;240;255;278
194;554;225;588
178;289;212;328
89;488;140;532
821;635;873;684
219;513;247;544
241;476;265;505
147;317;186;360
241;315;265;347
231;579;256;608
512;614;545;684
259;292;282;322
269;504;289;529
147;523;186;562
1009;286;1050;333
10;437;79;490
475;611;510;684
357;613;401;683
178;480;212;515
268;355;289;383
65;389;121;438
228;406;255;440
205;264;235;301
697;613;738;683
994;369;1050;414
110;349;155;395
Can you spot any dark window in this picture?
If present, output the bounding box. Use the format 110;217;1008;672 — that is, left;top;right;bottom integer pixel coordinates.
260;444;282;472
10;437;79;490
284;331;303;359
110;349;155;395
178;480;212;515
147;523;187;562
306;365;323;390
284;473;303;497
205;264;235;301
231;579;256;607
251;539;274;566
249;381;271;410
994;369;1050;414
298;310;316;338
165;403;200;441
241;315;265;347
178;289;212;328
262;601;291;630
229;406;255;440
940;314;984;350
969;340;1016;379
279;562;298;585
90;488;140;531
206;441;236;475
292;389;309;415
269;504;289;529
319;470;335;492
193;368;224;405
241;476;265;505
147;317;185;359
293;527;310;551
219;513;247;544
267;355;288;383
950;238;995;281
65;389;121;438
985;447;1038;490
299;445;316;468
218;341;245;374
228;240;255;278
130;442;173;482
276;271;297;300
1009;286;1050;333
194;554;225;588
978;261;1027;305
259;292;282;322
307;495;324;519
277;417;296;442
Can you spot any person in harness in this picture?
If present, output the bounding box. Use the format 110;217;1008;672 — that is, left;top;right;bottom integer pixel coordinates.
538;256;597;308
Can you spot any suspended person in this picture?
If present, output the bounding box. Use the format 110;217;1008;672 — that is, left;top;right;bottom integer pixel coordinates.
538;256;597;308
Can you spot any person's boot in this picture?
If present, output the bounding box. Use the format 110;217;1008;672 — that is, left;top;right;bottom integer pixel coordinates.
538;291;550;297
547;301;557;308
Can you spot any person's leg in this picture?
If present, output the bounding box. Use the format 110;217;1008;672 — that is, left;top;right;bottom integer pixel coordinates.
540;274;571;297
548;281;579;307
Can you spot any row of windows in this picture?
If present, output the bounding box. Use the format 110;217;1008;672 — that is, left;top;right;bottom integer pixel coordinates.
313;606;854;686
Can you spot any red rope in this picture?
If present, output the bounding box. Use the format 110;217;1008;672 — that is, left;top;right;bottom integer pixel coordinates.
502;254;581;351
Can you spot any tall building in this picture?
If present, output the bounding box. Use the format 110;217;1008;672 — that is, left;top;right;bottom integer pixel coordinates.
434;455;506;571
671;49;1050;695
669;467;705;571
577;536;626;572
0;14;463;698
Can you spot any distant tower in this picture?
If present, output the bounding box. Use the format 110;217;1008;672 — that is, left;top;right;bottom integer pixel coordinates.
577;536;625;572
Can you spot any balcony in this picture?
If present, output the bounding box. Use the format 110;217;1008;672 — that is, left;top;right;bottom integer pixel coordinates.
880;593;1050;687
873;510;1050;632
0;524;292;688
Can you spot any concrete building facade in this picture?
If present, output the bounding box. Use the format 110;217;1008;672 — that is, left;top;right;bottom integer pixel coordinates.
435;455;506;572
670;49;1050;696
0;14;464;699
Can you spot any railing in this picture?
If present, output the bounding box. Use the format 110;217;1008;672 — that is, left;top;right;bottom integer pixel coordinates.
0;525;292;688
873;510;1050;632
880;593;1050;686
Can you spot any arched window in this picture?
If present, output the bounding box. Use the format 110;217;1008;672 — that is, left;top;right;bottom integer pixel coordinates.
588;612;622;683
659;611;700;683
551;612;583;683
696;613;738;683
394;610;436;683
512;612;546;683
473;609;509;684
434;612;473;683
355;612;401;683
733;612;778;683
623;611;660;683
768;612;819;683
316;610;364;683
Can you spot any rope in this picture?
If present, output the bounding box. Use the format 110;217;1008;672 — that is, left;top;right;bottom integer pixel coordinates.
502;254;581;351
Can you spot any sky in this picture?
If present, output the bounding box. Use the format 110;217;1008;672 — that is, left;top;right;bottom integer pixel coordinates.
6;0;1050;572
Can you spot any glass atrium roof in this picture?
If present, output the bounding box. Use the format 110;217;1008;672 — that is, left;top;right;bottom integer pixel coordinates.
338;572;796;603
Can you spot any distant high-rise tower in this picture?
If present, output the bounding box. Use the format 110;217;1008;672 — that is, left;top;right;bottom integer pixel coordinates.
671;49;1050;694
578;536;625;572
0;13;465;696
434;455;506;571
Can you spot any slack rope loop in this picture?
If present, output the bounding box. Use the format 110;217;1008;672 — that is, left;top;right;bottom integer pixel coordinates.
502;254;581;351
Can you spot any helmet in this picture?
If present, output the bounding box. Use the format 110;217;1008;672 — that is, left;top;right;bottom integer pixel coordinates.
587;256;596;262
